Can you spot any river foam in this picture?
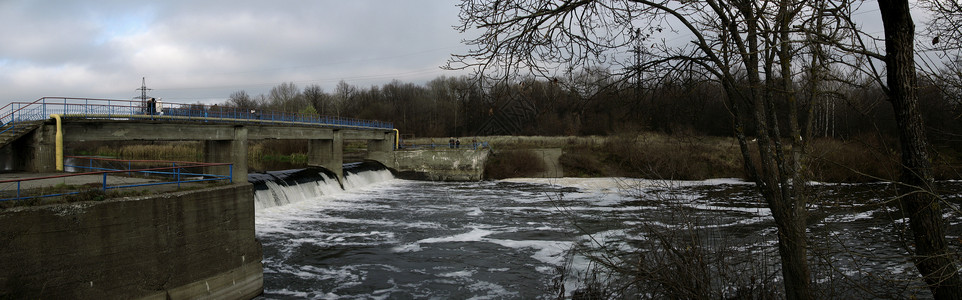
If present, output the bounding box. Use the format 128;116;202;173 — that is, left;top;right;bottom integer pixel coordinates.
254;175;960;298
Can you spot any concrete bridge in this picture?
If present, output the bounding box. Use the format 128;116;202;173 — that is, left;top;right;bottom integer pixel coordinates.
1;97;397;183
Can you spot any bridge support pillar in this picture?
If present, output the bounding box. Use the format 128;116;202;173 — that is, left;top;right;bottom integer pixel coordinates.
366;131;396;169
13;123;57;172
308;130;343;183
204;126;248;183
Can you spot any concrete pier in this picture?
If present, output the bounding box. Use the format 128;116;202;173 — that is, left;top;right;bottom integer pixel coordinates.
308;131;344;182
204;126;249;181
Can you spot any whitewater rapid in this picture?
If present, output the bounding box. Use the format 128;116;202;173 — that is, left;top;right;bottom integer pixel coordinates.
254;173;961;298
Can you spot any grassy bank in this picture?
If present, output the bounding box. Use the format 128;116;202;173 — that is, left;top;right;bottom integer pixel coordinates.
70;134;961;182
412;134;961;182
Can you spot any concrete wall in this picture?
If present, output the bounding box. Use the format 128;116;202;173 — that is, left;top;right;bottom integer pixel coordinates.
391;149;490;181
8;121;57;172
0;184;263;300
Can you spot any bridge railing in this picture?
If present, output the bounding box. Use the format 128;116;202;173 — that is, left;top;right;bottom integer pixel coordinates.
398;141;489;150
0;156;233;202
0;97;394;130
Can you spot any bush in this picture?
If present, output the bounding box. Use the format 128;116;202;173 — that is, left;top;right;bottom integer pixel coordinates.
560;133;745;180
809;138;899;182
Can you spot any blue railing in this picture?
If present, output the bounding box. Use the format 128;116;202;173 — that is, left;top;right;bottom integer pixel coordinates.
0;156;233;202
398;142;489;150
0;97;394;130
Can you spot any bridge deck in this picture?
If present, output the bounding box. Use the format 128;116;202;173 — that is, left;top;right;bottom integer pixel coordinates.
1;97;393;132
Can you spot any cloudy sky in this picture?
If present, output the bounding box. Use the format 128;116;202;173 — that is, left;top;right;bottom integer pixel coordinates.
0;0;474;107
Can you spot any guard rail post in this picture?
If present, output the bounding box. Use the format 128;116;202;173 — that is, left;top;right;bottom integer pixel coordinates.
175;163;181;189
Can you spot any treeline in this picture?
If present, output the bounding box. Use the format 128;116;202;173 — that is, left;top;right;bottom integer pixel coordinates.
216;74;962;146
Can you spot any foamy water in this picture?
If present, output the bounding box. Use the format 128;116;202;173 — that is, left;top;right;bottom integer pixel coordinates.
254;173;962;298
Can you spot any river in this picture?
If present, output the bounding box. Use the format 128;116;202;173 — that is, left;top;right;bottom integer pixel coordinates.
253;169;962;299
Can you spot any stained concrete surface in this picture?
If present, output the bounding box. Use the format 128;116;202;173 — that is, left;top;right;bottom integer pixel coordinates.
0;172;221;203
0;172;159;190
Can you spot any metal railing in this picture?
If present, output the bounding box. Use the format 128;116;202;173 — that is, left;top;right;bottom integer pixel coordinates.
0;97;394;130
398;142;489;150
0;156;233;202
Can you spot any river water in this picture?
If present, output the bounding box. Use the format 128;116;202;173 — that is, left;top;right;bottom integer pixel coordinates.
253;169;962;299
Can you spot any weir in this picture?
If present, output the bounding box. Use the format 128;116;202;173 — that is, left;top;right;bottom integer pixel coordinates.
250;163;395;210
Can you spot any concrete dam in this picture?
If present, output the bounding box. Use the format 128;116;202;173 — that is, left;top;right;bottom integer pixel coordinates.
0;98;546;298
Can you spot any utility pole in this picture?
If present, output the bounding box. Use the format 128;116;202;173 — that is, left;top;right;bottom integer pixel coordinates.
135;77;152;112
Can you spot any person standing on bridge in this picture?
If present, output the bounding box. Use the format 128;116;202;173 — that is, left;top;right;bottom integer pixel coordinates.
456;138;461;149
449;137;455;149
147;98;156;116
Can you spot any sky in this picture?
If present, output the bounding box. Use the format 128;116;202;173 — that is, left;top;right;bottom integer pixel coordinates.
0;0;475;107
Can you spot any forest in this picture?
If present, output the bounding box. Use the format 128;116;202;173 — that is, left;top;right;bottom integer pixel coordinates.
217;72;961;149
215;1;962;298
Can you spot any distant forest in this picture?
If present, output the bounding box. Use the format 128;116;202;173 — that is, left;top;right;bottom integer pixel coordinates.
216;72;962;146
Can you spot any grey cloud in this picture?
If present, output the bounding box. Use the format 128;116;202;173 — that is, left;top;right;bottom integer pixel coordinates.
1;0;470;105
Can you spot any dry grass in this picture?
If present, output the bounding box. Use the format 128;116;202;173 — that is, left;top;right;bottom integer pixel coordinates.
484;150;547;179
808;138;900;182
468;133;959;182
76;134;960;183
559;133;744;180
93;143;201;160
406;135;608;149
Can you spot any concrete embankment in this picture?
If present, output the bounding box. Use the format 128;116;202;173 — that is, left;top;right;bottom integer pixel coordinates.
0;184;263;299
390;149;490;181
386;147;563;181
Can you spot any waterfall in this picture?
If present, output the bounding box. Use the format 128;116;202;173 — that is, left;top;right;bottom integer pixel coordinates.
343;168;396;190
252;165;394;211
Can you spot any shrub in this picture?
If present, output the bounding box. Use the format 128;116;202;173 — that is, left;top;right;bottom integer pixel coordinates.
809;138;899;182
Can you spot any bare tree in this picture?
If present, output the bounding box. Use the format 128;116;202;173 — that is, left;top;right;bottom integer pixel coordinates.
447;1;875;298
226;90;257;109
303;84;327;115
878;0;962;297
268;82;303;112
333;80;356;118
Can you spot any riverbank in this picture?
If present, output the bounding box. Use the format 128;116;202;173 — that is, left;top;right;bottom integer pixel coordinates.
64;133;961;183
412;134;961;183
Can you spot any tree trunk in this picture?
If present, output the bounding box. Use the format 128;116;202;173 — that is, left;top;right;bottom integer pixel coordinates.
775;216;811;300
878;1;962;298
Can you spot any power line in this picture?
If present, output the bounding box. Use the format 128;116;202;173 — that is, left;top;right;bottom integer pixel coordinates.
134;77;152;103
